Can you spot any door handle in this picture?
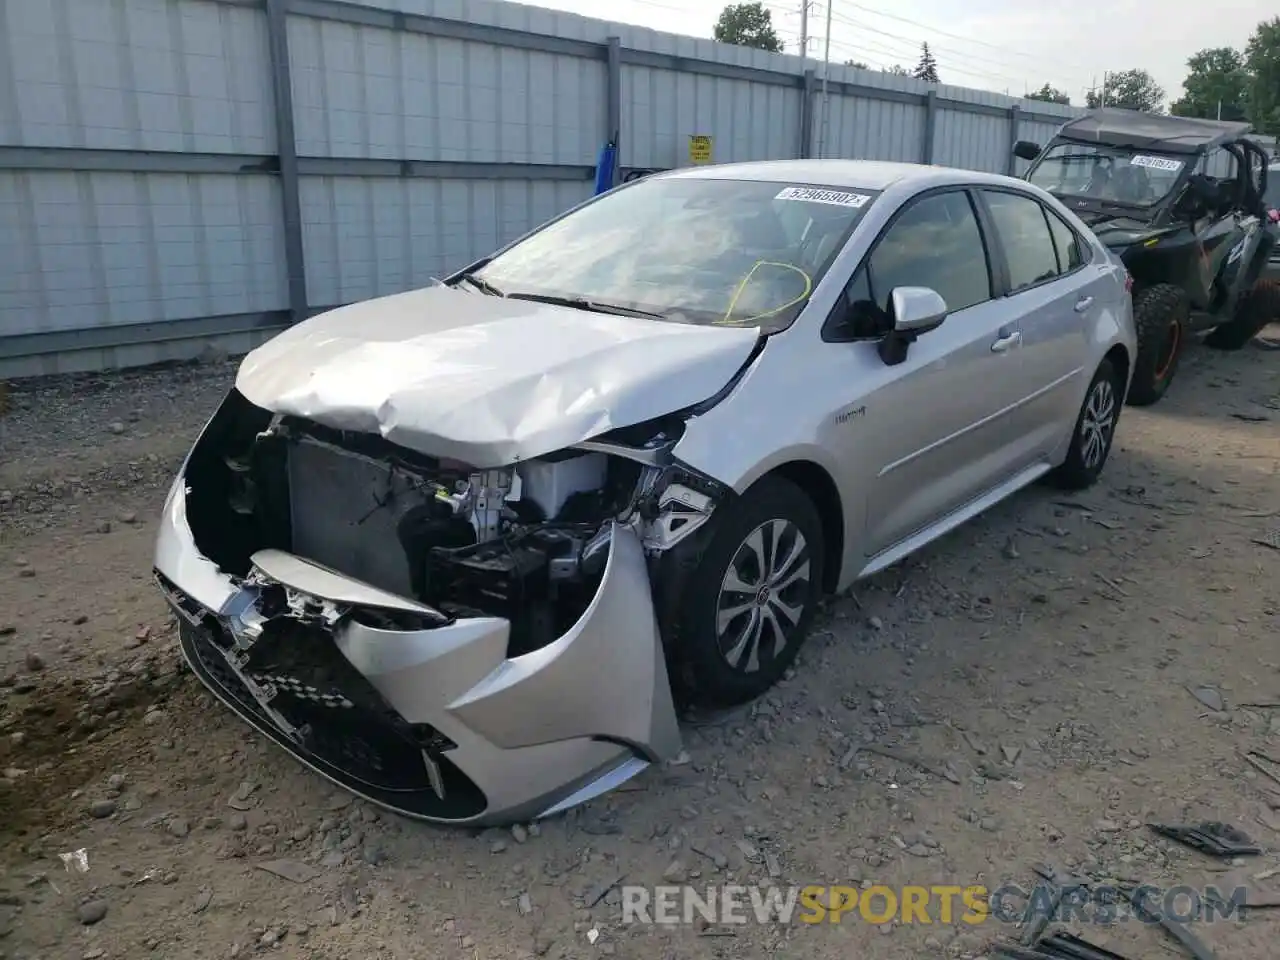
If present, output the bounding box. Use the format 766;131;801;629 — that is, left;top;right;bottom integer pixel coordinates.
1073;296;1095;313
990;330;1022;353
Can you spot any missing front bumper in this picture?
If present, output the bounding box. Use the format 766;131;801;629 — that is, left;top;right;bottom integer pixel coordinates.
155;473;683;825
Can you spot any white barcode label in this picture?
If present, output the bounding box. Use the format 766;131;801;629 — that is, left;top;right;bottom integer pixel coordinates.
775;186;871;207
1129;155;1183;172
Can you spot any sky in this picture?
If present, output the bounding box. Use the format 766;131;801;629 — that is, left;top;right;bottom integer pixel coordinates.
526;0;1271;107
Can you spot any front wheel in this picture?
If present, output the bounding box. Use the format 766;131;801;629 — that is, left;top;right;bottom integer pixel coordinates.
1128;283;1189;406
670;476;825;707
1048;357;1124;490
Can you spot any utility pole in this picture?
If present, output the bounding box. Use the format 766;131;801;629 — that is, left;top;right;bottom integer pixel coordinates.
818;0;833;157
798;0;809;67
1100;71;1108;107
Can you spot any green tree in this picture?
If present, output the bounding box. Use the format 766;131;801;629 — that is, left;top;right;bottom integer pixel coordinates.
1170;48;1248;120
1027;83;1071;105
844;59;869;69
1086;69;1165;113
885;64;911;76
712;2;783;53
914;42;940;84
1244;17;1280;136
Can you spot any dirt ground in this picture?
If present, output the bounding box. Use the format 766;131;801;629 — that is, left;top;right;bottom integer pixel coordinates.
1;336;1279;960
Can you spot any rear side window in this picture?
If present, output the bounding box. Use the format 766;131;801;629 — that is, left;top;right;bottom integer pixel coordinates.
1045;208;1085;273
983;190;1060;292
862;190;993;315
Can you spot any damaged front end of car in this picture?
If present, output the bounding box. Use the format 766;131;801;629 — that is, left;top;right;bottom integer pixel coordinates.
153;388;732;825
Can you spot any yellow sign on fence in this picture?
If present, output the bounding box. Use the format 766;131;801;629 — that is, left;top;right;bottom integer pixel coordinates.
688;134;713;165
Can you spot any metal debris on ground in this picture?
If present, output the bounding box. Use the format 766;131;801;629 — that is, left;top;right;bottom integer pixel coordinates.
995;931;1132;960
1186;685;1226;712
1241;750;1280;788
1123;884;1215;960
1147;821;1261;857
1250;529;1280;551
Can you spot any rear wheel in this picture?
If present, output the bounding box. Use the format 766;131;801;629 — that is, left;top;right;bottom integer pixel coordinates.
1204;279;1280;350
1048;357;1124;490
1127;283;1189;406
670;476;825;707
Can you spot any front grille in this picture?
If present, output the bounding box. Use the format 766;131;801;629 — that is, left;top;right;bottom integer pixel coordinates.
181;620;486;820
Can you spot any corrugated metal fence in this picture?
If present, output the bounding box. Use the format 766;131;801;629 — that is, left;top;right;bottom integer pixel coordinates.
0;0;1188;377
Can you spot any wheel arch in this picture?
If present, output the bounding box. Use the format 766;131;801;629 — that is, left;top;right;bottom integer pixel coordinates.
748;460;845;595
1103;342;1131;399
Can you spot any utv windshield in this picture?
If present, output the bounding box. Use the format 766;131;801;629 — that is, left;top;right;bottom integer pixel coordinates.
1026;141;1188;207
465;176;879;332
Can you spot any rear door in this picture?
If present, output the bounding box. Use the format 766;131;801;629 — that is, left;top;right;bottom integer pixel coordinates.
976;188;1103;460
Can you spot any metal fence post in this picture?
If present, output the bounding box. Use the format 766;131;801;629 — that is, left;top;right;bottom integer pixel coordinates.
1007;104;1022;176
606;36;621;186
799;69;816;159
266;0;308;323
921;90;937;164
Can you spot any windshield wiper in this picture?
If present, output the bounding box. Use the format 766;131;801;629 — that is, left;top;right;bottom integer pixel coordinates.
454;272;505;297
503;291;667;320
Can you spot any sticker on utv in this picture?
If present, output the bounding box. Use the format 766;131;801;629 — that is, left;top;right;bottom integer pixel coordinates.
1128;155;1184;172
775;186;871;207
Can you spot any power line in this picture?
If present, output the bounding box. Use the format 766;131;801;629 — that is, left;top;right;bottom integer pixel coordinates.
824;8;1042;84
834;0;1087;76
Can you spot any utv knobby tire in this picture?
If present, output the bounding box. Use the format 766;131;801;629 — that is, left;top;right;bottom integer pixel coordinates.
1128;283;1190;407
670;476;825;708
1048;357;1124;491
1204;279;1280;351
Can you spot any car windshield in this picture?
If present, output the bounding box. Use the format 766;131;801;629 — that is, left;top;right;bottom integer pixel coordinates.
466;177;879;332
1026;141;1188;207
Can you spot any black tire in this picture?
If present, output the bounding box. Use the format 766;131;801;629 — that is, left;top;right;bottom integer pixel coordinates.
1127;283;1189;407
1048;357;1124;490
1204;279;1280;350
668;476;825;707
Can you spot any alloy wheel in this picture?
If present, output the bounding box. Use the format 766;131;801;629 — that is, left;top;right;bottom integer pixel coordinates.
715;518;811;673
1080;378;1116;470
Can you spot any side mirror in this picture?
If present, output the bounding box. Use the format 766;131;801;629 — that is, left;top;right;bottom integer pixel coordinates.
1013;140;1042;162
879;287;948;366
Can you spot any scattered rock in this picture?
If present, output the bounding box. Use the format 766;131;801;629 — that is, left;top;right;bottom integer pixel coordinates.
192;887;213;914
108;421;125;435
89;799;117;819
662;859;688;882
23;651;44;672
511;823;528;844
77;899;109;925
167;817;191;839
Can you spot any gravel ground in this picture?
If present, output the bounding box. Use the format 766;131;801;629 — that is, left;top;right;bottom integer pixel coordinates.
1;339;1279;960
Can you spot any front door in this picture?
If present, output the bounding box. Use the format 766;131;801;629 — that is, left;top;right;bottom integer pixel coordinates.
826;188;1032;559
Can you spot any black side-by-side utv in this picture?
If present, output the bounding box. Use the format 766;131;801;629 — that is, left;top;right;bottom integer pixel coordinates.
1014;108;1280;405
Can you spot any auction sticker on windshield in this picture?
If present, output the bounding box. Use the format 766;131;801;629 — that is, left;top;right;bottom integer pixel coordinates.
1128;155;1183;172
775;186;871;207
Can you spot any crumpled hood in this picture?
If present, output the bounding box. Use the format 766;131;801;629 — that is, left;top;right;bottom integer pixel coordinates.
235;285;761;467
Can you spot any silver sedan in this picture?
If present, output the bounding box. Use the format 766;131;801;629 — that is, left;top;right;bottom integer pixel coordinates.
154;159;1136;826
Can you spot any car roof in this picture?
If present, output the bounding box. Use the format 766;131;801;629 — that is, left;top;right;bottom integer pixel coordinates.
655;159;1024;193
1054;108;1253;155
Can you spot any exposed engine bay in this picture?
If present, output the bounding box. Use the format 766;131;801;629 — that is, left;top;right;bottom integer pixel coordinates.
185;390;726;659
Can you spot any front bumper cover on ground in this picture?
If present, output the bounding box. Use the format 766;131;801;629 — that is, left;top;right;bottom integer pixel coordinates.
154;474;684;826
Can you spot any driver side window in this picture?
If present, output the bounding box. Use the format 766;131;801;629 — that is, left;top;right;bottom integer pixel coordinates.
843;189;993;327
